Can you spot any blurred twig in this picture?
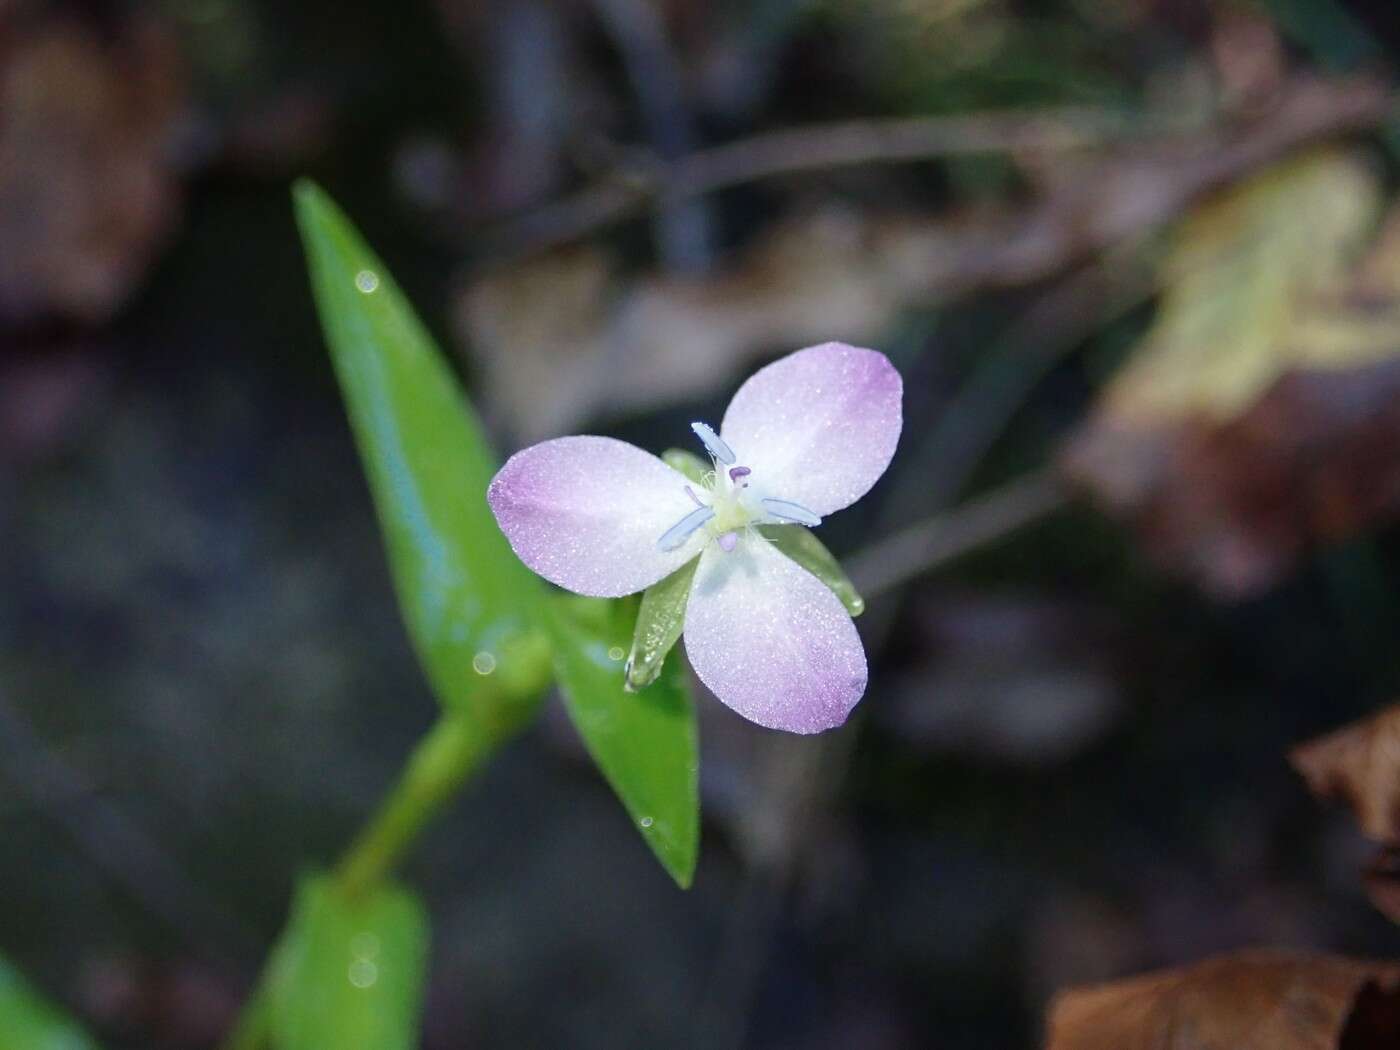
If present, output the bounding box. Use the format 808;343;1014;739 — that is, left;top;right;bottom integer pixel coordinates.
896;245;1158;520
695;712;864;1050
482;75;1389;262
0;690;261;962
485;107;1169;259
848;471;1070;601
590;0;714;271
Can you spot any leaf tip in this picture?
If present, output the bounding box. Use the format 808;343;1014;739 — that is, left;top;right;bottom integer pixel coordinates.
660;851;696;890
291;176;324;208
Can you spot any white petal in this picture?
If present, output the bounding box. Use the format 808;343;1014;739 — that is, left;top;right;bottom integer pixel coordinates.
720;342;902;517
488;436;703;597
683;535;867;733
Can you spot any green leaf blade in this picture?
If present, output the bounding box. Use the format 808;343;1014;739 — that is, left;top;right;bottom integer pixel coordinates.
0;955;102;1050
293;181;550;734
549;596;700;888
269;875;429;1050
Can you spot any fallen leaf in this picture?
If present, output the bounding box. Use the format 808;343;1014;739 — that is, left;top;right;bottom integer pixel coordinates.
1363;847;1400;927
1291;705;1400;844
460;77;1387;442
1063;149;1400;597
457;206;930;439
1045;949;1400;1050
1292;706;1400;924
0;12;185;324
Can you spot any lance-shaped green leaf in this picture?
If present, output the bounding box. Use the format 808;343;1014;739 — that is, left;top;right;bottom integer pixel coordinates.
662;448;708;484
625;558;699;691
548;595;699;887
0;954;101;1050
294;181;551;736
760;524;865;616
268;875;429;1050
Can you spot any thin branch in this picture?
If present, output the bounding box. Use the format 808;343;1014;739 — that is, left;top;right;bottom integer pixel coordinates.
848;471;1071;601
589;0;714;270
479;76;1390;263
0;690;261;962
484;107;1170;259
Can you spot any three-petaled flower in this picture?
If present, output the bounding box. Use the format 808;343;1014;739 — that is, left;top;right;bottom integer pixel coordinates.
487;342;902;733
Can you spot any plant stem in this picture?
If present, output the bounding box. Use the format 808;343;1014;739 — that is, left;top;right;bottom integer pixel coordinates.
217;711;495;1050
333;712;493;898
846;471;1070;601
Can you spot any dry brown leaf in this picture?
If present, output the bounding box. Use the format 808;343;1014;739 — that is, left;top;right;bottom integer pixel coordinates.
0;12;185;324
457;206;944;439
1045;950;1400;1050
1291;705;1400;844
462;77;1387;443
1063;150;1400;598
1363;847;1400;927
1291;706;1400;925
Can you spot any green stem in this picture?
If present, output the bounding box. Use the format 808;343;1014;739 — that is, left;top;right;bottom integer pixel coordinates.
333;712;492;898
217;711;493;1050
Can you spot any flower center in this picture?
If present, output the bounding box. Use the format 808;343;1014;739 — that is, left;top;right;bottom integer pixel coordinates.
656;422;822;553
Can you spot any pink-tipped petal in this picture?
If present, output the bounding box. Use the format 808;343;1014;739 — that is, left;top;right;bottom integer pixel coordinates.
720;342;902;517
683;536;866;733
488;435;702;597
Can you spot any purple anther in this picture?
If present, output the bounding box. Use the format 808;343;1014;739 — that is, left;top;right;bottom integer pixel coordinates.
728;466;751;483
718;531;739;552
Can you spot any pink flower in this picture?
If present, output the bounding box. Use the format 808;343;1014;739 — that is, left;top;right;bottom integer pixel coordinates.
487;343;903;733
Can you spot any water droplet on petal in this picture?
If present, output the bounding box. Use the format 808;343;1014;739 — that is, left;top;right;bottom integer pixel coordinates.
472;651;497;675
354;270;380;293
639;816;654;829
347;958;379;988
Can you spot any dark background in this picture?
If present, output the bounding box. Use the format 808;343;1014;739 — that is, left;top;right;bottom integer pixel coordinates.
5;0;1400;1046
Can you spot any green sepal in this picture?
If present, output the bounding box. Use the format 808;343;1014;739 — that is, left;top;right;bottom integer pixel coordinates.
625;557;700;691
759;525;865;616
662;448;709;484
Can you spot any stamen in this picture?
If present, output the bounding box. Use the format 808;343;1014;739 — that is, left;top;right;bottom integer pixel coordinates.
657;505;715;551
684;485;705;508
690;422;735;465
761;498;822;527
718;531;739;553
728;466;751;483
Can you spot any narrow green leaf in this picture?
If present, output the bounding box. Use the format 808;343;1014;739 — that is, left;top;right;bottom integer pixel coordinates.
0;955;101;1050
268;875;428;1050
548;596;699;887
625;558;699;691
760;525;866;616
293;181;551;734
662;448;708;484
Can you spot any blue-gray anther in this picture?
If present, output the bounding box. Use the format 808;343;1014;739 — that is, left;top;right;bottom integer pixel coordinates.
657;505;716;551
690;421;735;465
760;498;822;527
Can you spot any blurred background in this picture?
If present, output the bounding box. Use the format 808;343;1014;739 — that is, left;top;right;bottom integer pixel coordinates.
6;0;1400;1046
